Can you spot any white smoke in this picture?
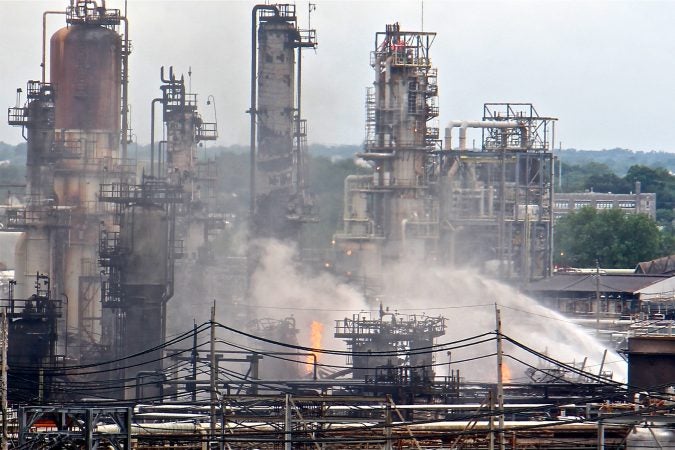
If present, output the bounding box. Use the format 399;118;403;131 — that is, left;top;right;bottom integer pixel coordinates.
353;157;372;169
249;238;367;371
246;239;628;383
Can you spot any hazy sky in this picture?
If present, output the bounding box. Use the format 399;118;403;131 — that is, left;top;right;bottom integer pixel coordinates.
2;0;675;152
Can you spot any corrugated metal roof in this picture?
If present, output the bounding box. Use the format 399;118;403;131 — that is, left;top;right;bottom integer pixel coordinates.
526;273;670;294
635;254;675;275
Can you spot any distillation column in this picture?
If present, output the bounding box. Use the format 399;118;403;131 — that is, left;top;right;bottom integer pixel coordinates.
335;23;441;282
50;2;130;358
7;1;130;362
253;4;316;241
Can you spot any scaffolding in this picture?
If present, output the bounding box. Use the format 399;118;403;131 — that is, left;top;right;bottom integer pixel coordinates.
441;103;557;283
334;306;446;385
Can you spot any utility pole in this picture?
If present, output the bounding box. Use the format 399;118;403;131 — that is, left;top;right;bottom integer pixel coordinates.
210;302;217;448
284;394;292;450
1;309;8;450
595;260;601;337
495;304;505;450
191;321;198;402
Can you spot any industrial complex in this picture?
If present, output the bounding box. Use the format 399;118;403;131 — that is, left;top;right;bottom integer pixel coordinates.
0;1;673;449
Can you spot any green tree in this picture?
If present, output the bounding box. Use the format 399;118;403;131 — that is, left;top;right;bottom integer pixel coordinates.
555;207;662;268
625;165;675;225
302;156;370;249
584;172;631;194
559;161;614;192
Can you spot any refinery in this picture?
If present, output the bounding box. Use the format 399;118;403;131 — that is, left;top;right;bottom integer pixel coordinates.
0;1;673;449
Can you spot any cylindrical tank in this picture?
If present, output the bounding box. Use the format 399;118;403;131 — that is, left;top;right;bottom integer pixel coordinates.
119;204;169;383
14;230;51;299
50;24;121;133
121;205;168;287
26;89;55;198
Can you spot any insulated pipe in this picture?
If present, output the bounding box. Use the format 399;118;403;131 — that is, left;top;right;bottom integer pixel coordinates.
42;11;67;83
120;16;129;162
149;98;162;178
444;121;521;151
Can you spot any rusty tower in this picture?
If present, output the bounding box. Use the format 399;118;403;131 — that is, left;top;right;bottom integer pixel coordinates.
250;4;317;241
6;0;131;362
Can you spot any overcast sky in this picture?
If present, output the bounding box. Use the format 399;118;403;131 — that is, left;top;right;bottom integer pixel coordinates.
2;0;675;152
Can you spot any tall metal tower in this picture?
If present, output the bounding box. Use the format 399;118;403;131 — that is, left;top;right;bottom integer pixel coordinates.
251;4;317;241
6;1;131;362
335;23;441;282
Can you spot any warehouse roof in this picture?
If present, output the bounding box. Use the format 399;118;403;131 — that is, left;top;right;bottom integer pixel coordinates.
526;273;671;294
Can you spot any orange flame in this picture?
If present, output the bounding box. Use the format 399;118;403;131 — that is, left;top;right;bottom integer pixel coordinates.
502;363;512;384
307;321;324;372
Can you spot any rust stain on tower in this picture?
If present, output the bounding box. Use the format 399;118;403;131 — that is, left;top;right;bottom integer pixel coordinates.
252;4;317;241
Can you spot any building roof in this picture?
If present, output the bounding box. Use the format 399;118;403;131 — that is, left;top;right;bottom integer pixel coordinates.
526;273;671;294
635;254;675;275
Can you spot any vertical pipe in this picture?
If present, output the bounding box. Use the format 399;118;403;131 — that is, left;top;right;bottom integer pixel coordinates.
498;151;506;277
296;44;303;194
42;12;66;84
120;17;130;163
249;10;257;233
150;98;162;178
549;121;556;277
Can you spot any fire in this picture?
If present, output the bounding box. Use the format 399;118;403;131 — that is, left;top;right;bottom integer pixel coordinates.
306;321;324;372
502;362;512;384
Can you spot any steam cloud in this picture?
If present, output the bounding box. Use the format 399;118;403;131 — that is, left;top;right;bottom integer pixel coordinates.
247;239;627;383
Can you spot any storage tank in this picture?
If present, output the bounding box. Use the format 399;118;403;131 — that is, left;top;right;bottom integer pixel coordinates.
119;204;169;375
121;205;168;287
14;230;51;299
50;23;121;134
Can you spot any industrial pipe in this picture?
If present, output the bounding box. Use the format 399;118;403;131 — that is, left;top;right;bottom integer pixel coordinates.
444;120;521;151
149;98;162;177
120;16;130;162
41;11;66;83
